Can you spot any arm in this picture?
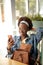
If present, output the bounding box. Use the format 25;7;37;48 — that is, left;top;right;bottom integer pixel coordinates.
32;27;43;44
10;36;18;53
10;43;17;53
7;35;17;53
7;35;14;50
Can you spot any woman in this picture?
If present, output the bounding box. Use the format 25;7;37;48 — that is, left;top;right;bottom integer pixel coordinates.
7;16;43;65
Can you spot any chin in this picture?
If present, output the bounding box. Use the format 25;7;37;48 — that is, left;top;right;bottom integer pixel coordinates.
19;33;23;35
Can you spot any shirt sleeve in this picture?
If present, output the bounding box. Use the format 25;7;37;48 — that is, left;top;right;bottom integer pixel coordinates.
11;44;17;53
10;36;17;53
35;27;43;44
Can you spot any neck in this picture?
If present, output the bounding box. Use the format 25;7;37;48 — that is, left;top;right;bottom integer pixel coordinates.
21;34;28;41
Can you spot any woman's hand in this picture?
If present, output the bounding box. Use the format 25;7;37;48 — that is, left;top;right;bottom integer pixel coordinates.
7;35;14;50
31;28;36;31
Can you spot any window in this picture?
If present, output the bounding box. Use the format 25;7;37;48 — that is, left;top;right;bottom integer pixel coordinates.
0;0;4;22
0;0;13;57
29;0;36;14
15;0;26;16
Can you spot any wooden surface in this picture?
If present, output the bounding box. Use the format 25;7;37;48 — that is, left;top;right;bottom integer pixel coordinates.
0;56;27;65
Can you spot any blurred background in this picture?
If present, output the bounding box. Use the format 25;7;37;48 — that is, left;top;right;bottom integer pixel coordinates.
0;0;43;64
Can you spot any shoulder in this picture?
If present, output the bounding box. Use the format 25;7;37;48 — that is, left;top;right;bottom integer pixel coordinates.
30;34;36;38
25;34;35;44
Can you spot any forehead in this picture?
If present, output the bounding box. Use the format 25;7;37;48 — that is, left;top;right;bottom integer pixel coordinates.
19;23;28;29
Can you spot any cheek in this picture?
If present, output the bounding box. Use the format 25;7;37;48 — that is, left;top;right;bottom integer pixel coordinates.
18;28;22;34
19;29;23;34
19;29;21;33
19;29;27;35
19;30;23;36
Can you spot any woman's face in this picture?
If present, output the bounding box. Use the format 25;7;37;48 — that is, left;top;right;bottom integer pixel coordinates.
19;23;29;36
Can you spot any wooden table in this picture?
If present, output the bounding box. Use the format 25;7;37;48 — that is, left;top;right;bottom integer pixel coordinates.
0;56;27;65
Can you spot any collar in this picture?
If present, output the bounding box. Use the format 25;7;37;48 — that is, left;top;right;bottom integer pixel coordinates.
17;35;29;40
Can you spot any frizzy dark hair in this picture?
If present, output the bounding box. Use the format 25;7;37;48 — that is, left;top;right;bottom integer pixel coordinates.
18;16;33;30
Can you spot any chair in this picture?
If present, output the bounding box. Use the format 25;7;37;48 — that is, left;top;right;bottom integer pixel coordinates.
29;50;41;65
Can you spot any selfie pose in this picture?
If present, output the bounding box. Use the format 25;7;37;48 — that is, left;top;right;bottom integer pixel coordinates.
7;16;43;65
